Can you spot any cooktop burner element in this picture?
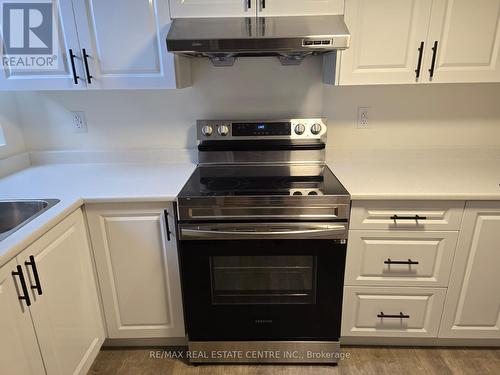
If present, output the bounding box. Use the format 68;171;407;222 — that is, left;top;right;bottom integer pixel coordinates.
180;165;348;197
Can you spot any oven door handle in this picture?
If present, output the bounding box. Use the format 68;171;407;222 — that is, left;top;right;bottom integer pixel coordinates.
180;225;347;240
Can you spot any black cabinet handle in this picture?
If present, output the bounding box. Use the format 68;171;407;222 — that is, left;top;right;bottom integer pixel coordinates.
429;40;438;79
384;258;419;265
390;215;427;221
262;0;266;9
247;0;251;8
164;210;171;241
82;48;93;84
377;312;410;319
68;49;80;85
25;255;43;296
12;265;31;307
415;41;424;79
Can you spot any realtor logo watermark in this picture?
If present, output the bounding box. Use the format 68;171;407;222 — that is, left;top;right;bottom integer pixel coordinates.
1;1;59;70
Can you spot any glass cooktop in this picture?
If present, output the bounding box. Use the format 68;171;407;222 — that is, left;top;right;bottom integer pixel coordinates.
178;164;349;197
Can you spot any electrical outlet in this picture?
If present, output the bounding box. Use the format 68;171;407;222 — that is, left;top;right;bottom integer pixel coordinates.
71;111;87;133
357;107;370;128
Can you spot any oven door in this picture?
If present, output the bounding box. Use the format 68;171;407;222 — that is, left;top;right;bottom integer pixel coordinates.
178;222;347;341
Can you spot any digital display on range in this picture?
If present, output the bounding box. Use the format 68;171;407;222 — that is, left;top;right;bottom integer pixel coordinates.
232;122;291;136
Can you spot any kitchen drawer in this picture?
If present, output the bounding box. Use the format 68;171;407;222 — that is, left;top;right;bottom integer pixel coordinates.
350;201;465;231
345;230;458;287
342;286;446;337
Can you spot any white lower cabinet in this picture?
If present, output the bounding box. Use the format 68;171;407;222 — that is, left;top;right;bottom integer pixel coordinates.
342;286;447;337
0;209;104;375
86;202;185;339
344;199;500;343
0;259;45;375
439;202;500;339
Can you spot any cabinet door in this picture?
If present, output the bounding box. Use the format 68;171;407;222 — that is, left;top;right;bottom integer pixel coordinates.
439;202;500;339
338;0;433;85
0;0;86;90
258;0;343;16
170;0;255;18
86;203;185;339
21;209;104;375
424;0;500;83
0;259;45;375
72;0;190;89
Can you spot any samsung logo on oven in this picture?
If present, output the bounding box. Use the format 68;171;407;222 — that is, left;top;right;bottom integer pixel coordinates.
254;319;273;324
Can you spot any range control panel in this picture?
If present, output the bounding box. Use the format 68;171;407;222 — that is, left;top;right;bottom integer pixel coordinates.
197;118;327;141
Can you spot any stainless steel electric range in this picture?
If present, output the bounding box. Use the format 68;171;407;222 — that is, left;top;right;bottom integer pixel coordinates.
176;118;350;364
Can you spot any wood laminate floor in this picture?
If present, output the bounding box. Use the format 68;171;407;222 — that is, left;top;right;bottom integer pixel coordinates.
88;346;500;375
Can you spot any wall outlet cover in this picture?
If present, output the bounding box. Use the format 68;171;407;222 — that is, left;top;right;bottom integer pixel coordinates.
357;107;370;129
71;111;88;133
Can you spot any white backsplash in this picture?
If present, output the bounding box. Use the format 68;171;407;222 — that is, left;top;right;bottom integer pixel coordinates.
8;57;500;157
0;92;26;160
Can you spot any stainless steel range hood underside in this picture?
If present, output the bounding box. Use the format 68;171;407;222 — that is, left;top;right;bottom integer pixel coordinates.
167;15;350;66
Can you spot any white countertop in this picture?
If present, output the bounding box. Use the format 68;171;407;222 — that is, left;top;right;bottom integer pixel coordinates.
0;162;196;267
327;149;500;200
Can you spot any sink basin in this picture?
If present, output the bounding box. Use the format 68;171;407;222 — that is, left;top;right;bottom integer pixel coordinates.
0;199;60;241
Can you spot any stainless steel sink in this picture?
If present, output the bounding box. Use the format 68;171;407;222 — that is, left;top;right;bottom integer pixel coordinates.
0;199;60;241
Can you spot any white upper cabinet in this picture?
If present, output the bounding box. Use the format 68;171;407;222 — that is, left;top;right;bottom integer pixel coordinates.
339;0;500;84
258;0;344;16
439;202;500;339
339;0;433;85
72;0;188;89
169;0;343;18
170;0;256;18
0;0;86;90
0;0;190;90
424;0;500;83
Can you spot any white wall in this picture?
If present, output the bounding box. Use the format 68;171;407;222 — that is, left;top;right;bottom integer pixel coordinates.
0;92;26;159
324;83;500;150
16;57;323;151
12;57;500;153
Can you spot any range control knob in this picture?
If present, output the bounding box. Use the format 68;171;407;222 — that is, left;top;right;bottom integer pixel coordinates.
292;191;303;195
310;123;322;135
201;125;213;136
218;125;230;136
294;123;306;135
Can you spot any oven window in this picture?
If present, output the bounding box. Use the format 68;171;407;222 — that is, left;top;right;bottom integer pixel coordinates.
210;256;316;304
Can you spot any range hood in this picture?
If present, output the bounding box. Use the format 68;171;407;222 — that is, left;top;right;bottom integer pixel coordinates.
166;15;350;66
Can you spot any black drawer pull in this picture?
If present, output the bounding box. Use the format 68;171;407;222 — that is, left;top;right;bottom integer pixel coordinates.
377;312;410;319
12;265;31;307
68;49;80;84
429;40;438;79
390;215;427;221
82;48;93;84
25;255;43;295
415;41;424;79
164;210;171;241
384;258;419;265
